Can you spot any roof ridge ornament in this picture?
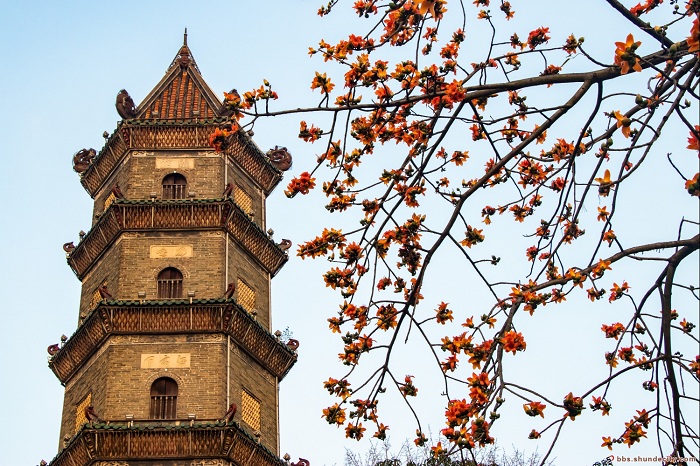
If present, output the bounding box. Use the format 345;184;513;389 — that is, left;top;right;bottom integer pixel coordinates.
115;89;137;119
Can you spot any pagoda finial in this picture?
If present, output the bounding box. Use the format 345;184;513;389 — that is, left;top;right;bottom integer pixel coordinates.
177;29;191;69
166;29;200;72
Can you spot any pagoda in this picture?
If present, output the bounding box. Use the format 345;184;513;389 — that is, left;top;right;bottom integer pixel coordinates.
44;33;298;466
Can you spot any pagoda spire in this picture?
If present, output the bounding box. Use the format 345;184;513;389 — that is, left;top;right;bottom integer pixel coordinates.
176;28;192;69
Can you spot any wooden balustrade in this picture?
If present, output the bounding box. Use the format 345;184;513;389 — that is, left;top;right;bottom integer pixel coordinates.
47;421;285;466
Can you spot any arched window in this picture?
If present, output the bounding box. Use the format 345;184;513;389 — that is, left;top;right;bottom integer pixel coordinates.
157;267;183;299
162;173;187;199
150;377;178;419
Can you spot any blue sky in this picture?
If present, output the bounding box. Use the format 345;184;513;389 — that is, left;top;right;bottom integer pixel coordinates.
0;2;697;466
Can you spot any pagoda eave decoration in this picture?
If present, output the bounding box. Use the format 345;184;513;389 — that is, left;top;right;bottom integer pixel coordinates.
67;198;289;279
48;299;298;385
79;120;284;197
47;421;286;466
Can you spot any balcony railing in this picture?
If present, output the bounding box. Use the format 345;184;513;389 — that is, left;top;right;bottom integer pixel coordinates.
48;299;297;384
47;420;285;466
80;120;282;197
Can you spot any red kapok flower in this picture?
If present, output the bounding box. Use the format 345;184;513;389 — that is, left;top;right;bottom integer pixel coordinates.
687;125;700;155
686;173;700;197
614;110;633;138
614;34;642;74
688;18;700;54
523;401;546;417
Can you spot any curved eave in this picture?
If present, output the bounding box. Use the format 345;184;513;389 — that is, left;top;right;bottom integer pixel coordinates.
48;300;298;385
66;199;288;280
47;421;285;466
79;122;283;197
222;129;285;195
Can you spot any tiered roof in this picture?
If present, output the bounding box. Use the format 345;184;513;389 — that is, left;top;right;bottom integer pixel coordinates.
49;299;297;384
67;198;288;280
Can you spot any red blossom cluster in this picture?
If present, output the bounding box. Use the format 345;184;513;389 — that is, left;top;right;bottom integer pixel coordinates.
211;0;700;457
284;172;316;197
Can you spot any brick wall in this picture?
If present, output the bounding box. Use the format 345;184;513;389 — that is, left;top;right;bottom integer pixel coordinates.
77;230;277;310
228;341;279;453
59;347;109;442
227;237;271;330
125;151;225;201
118;231;226;301
91;157;132;226
59;334;279;455
226;161;266;229
78;243;122;317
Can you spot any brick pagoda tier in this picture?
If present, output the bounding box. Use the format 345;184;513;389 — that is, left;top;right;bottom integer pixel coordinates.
45;34;298;466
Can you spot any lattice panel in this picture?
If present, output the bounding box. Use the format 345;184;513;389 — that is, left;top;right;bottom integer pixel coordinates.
236;280;255;312
64;440;91;466
112;307;140;331
192;204;220;226
70;200;287;280
83;132;126;194
68;212;122;278
122;205;152;229
153;204;188;228
103;192;117;210
89;285;104;309
229;432;256;464
192;306;221;330
50;425;284;466
143;307;182;331
241;390;261;431
101;211;122;236
234;186;253;215
98;431;130;457
50;301;297;385
130;126;210;149
74;393;92;433
190;428;222;456
70;317;105;362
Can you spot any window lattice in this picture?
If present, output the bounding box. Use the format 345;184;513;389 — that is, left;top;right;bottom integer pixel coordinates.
157;267;183;299
103;192;117;210
150;377;178;419
75;393;92;433
236;279;255;311
234;185;253;215
163;173;187;199
241;390;261;431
